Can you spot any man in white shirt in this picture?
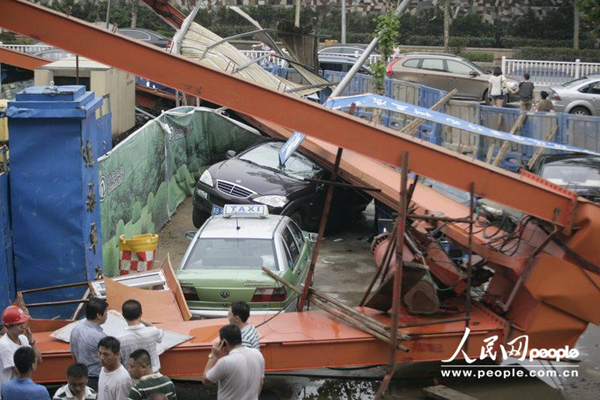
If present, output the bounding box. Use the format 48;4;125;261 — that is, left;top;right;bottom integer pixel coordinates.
202;324;264;400
116;300;164;373
97;337;132;400
0;305;41;398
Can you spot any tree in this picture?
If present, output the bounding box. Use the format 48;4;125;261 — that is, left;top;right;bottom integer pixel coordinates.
444;0;451;52
578;0;600;36
372;11;401;93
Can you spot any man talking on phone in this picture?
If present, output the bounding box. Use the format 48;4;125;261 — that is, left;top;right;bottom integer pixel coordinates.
202;324;264;400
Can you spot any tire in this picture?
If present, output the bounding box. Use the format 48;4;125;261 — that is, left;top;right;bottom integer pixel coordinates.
570;106;591;116
192;207;209;229
289;211;303;230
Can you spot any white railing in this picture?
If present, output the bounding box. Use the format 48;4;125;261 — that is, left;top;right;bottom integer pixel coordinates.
0;43;53;54
502;56;600;86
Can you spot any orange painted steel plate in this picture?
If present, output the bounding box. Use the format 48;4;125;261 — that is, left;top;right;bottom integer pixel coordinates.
32;305;504;383
0;0;577;229
0;45;48;70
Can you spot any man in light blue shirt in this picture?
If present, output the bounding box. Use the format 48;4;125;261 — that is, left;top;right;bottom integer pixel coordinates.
70;297;108;392
1;347;49;400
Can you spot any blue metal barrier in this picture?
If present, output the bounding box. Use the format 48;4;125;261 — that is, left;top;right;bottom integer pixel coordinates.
0;172;14;311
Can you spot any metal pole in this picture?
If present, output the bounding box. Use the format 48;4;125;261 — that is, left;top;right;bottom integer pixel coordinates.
464;182;475;353
329;0;411;99
298;147;344;311
374;151;409;400
341;0;346;45
294;0;301;28
105;0;112;30
75;55;80;86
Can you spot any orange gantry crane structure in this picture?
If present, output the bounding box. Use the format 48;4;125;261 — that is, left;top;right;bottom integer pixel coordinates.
1;0;600;392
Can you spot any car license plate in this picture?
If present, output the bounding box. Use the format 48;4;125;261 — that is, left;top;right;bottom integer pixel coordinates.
211;205;224;215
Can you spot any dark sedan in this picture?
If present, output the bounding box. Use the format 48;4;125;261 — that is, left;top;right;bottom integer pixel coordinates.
192;141;370;229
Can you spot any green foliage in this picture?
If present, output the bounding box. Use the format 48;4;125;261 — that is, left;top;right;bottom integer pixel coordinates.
578;0;600;36
373;12;400;92
514;47;600;62
146;192;155;211
153;182;168;224
131;201;142;224
116;219;125;240
458;51;494;63
0;31;35;44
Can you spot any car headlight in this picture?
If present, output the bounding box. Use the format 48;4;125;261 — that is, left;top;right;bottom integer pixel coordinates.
254;195;288;208
199;170;213;187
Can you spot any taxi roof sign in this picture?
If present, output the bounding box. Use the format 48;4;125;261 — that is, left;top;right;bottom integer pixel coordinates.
223;204;269;218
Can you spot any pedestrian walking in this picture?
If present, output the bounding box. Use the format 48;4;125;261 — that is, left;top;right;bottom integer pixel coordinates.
202;324;265;400
127;349;177;400
0;305;41;397
70;297;108;392
535;90;554;112
228;301;260;350
1;347;49;400
511;72;535;111
487;66;507;107
97;337;132;400
53;363;97;399
116;300;164;373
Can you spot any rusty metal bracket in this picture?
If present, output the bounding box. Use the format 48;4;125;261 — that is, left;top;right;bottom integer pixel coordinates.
82;139;94;167
86;182;96;212
89;223;98;253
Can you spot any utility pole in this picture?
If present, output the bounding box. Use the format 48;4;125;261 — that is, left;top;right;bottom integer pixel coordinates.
295;0;301;28
574;1;580;50
105;0;112;30
444;0;450;52
131;0;137;29
341;0;346;44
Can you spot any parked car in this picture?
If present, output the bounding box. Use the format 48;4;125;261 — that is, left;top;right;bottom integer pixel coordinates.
529;153;600;203
386;53;517;103
117;28;170;48
192;140;371;229
549;76;600;116
318;45;380;58
177;205;314;318
318;55;372;75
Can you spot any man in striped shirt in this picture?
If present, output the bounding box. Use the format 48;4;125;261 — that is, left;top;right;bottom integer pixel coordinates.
127;349;176;400
53;363;97;399
227;302;260;350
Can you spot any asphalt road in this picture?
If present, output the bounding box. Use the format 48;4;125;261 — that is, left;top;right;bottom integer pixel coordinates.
159;197;600;399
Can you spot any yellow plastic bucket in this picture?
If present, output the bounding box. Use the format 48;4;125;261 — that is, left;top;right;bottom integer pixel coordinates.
118;234;159;275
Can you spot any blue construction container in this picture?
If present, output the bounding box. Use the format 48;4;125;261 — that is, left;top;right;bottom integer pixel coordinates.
7;85;106;319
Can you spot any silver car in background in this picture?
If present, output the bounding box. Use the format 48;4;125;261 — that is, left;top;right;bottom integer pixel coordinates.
549;76;600;116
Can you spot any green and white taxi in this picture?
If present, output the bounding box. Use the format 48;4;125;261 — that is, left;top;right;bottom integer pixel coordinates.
177;204;315;318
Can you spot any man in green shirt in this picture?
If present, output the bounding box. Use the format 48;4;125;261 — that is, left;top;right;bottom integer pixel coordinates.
127;350;176;400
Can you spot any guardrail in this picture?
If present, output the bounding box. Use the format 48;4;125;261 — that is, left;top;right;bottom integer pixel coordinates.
240;49;383;67
0;43;53;54
502;56;600;86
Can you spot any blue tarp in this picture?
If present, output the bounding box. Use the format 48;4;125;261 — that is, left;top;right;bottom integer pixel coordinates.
326;94;600;156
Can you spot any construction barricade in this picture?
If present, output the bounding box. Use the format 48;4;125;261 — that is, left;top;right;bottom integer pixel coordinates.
119;234;159;275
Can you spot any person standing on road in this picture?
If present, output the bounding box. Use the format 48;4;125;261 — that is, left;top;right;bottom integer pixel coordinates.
227;302;260;350
0;347;49;400
70;298;108;392
117;300;164;373
97;337;132;400
127;349;177;400
535;90;554;112
202;324;265;400
488;66;507;107
53;363;97;400
511;72;535;111
0;305;42;397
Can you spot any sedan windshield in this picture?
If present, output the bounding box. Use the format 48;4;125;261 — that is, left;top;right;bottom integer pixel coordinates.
541;164;600;188
239;142;321;179
183;238;278;270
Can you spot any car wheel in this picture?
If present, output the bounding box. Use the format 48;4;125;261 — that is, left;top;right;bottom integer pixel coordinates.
570;106;591;116
289;211;303;230
192;208;209;229
483;89;491;105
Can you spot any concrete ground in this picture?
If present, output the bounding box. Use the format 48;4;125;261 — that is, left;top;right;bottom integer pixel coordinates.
158;197;600;400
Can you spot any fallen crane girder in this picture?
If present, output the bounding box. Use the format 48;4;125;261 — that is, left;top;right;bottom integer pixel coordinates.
0;0;579;229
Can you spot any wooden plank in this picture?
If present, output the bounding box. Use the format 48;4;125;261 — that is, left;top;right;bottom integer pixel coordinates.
422;385;479;400
492;113;527;166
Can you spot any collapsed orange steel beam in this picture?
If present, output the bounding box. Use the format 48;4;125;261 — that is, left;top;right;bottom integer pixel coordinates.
0;0;577;229
0;45;48;70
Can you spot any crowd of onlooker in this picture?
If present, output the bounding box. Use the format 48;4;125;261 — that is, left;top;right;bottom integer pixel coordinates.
0;299;264;400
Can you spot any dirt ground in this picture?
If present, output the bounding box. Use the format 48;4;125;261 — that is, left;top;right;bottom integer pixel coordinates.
158;197;600;400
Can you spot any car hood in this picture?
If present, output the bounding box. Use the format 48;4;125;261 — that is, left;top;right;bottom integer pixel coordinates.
210;159;309;196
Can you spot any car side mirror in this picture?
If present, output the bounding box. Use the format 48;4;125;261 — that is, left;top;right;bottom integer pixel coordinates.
226;150;236;159
469;70;479;77
185;231;197;240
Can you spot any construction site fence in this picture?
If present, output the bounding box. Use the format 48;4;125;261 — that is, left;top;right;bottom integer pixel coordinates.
97;107;261;276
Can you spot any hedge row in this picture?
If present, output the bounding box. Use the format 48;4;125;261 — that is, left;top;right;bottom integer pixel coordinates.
514;47;600;63
401;35;597;49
